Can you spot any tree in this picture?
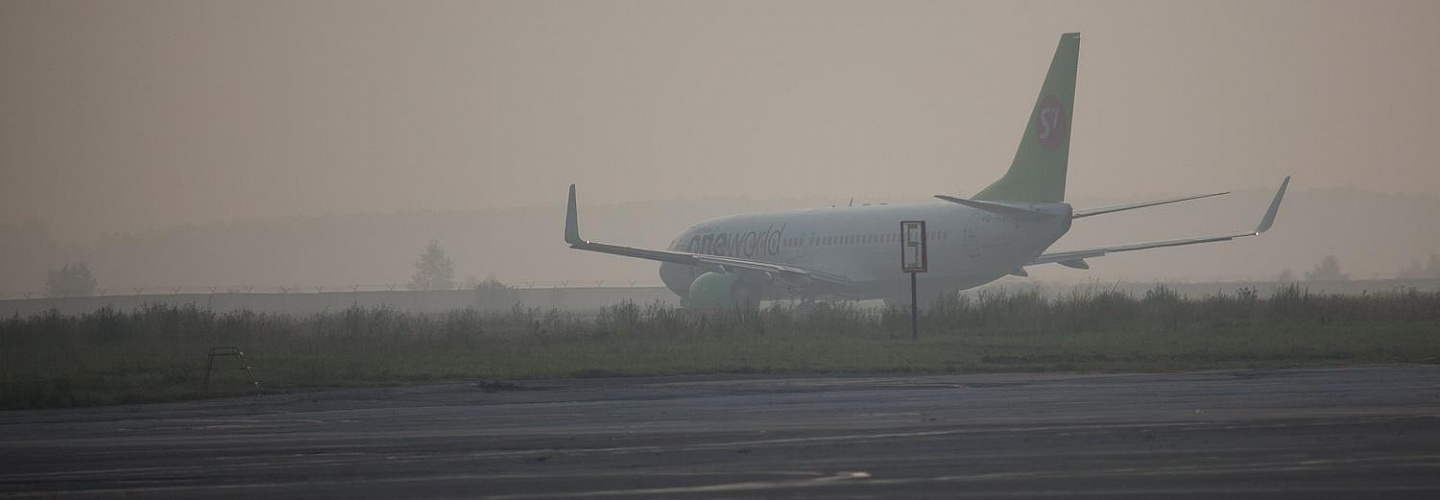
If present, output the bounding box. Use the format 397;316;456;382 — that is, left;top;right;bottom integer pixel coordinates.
409;239;456;290
1304;255;1348;282
46;263;97;297
1276;268;1296;282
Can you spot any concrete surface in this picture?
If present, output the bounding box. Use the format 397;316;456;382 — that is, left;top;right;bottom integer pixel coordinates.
3;365;1439;498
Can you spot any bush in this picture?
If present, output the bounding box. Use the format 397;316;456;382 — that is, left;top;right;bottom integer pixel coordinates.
3;287;1438;408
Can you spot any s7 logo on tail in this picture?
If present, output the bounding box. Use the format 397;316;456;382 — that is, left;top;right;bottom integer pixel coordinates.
1035;95;1068;150
1038;108;1062;138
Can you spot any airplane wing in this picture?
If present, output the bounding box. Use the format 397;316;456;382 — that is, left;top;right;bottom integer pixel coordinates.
564;185;851;286
1028;176;1288;270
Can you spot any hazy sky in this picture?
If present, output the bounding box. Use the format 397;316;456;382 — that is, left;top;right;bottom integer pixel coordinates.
3;0;1438;240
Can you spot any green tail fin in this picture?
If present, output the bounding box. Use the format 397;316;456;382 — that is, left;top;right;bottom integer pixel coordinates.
973;33;1080;203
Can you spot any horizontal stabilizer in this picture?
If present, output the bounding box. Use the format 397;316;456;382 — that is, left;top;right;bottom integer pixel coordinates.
1072;191;1229;219
933;195;1061;217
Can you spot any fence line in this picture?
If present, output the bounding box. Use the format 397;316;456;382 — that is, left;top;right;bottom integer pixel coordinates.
10;278;1440;302
0;280;669;301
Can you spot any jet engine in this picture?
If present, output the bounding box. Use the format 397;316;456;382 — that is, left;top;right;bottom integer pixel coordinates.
681;271;762;310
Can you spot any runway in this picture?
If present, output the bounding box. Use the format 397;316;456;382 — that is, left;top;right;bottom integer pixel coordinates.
3;365;1439;498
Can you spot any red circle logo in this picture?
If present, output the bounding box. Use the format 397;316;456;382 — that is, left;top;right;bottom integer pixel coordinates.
1034;95;1069;151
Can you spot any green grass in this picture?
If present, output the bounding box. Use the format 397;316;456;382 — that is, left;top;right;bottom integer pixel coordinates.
3;284;1438;409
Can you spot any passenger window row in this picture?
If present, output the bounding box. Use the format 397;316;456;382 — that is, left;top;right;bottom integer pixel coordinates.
806;231;948;246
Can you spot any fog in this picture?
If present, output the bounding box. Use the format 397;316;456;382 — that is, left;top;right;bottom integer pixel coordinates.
2;187;1438;294
3;1;1439;293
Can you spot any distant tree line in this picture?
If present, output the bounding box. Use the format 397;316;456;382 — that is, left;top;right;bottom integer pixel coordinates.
1277;253;1440;282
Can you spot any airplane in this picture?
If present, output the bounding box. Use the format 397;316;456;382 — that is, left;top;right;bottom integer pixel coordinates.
564;32;1289;309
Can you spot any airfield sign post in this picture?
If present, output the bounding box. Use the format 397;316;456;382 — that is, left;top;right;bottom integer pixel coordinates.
900;221;928;341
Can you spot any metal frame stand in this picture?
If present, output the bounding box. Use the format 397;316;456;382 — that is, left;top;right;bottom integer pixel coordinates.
203;346;261;396
910;272;918;341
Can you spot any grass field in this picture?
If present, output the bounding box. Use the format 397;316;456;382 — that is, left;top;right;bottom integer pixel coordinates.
3;284;1438;409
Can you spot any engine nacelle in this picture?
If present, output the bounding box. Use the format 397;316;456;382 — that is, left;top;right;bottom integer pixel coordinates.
682;271;760;310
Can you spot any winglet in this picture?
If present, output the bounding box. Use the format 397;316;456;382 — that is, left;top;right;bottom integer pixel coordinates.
565;184;584;245
1254;176;1289;234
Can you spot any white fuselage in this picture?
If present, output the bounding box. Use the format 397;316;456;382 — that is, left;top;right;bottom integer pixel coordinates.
658;201;1073;303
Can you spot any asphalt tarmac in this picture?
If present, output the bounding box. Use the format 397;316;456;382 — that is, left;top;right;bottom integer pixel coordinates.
3;365;1439;499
